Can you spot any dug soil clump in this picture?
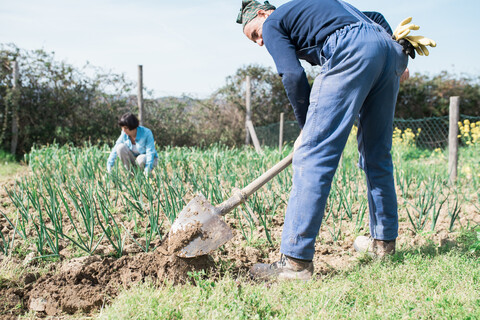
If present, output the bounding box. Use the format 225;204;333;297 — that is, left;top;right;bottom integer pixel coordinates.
24;240;214;317
166;220;204;254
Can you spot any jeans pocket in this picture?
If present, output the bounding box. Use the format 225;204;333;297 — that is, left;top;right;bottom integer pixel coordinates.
394;43;408;77
322;33;336;61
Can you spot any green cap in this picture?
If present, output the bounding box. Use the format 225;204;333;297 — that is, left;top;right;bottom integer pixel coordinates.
236;0;276;29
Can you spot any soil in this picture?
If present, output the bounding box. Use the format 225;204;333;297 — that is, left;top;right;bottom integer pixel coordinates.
1;240;214;318
0;172;478;318
167;220;204;254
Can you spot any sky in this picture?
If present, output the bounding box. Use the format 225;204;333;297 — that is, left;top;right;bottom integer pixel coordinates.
1;0;478;98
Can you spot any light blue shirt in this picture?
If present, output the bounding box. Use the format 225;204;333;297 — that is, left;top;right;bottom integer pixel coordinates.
107;126;158;173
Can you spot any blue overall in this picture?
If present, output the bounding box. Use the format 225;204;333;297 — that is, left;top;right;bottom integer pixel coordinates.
263;1;408;260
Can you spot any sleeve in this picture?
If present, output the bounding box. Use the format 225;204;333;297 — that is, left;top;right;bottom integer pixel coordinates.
143;129;157;173
106;133;124;172
363;11;393;35
263;20;311;129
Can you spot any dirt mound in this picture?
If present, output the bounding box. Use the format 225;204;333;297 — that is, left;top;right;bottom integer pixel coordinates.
24;241;215;316
0;286;23;319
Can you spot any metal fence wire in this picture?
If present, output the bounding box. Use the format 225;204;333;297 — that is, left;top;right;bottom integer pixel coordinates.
255;115;480;149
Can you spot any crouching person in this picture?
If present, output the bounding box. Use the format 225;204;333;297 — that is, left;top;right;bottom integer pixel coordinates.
107;112;158;175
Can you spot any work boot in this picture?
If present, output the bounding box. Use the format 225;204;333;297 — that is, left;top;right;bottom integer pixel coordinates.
354;236;396;258
250;254;314;281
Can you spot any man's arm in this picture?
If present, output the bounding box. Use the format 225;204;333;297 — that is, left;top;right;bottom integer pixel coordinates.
106;133;125;172
143;129;156;173
263;21;311;129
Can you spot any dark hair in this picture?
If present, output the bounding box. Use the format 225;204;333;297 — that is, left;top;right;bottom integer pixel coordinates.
118;112;139;130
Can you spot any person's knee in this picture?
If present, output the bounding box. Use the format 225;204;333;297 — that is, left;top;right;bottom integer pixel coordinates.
117;143;134;161
136;155;146;168
117;143;129;155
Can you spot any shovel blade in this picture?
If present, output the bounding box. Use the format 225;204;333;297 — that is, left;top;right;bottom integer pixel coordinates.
169;193;234;258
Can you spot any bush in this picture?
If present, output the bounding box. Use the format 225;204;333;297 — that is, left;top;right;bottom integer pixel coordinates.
397;71;480;118
0;44;135;155
0;149;16;162
2;43;479;155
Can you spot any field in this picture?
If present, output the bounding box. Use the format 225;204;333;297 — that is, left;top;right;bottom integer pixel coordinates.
0;125;479;319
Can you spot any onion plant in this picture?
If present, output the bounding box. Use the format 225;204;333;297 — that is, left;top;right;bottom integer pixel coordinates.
25;178;60;257
447;191;462;232
58;181;102;255
96;189;124;258
6;181;30;240
0;209;16;256
354;197;368;233
4;132;475;261
405;176;445;233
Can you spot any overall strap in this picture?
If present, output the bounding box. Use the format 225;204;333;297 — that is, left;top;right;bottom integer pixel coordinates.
338;0;374;25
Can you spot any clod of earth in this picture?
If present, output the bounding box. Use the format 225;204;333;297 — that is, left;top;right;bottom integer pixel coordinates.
23;239;214;317
167;221;205;254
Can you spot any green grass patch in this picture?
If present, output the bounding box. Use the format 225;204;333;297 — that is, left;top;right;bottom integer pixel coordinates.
0;150;24;180
0;162;23;176
99;243;480;320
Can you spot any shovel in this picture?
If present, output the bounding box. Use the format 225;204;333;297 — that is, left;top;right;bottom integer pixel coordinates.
169;152;293;258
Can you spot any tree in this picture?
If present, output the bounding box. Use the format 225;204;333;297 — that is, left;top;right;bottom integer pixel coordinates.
0;44;135;155
214;64;293;126
396;71;480;118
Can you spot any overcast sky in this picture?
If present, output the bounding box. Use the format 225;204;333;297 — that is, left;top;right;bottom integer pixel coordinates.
1;0;478;98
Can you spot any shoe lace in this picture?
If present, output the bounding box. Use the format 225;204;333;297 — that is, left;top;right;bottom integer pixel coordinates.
270;254;287;270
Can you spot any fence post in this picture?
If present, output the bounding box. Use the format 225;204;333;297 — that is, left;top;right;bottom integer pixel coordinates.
137;65;144;126
10;61;19;155
246;120;264;155
245;75;251;145
448;96;460;184
279;112;284;152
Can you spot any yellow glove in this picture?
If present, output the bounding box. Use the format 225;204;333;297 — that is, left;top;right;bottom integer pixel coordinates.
392;17;437;57
393;17;419;40
405;35;437;56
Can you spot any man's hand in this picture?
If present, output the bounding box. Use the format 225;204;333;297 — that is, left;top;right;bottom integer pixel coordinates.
400;68;410;82
143;168;152;179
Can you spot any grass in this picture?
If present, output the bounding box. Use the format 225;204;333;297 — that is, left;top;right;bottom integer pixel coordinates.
98;233;480;320
0;158;24;181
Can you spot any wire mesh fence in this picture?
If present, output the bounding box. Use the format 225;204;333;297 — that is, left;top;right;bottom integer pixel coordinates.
255;120;300;149
255;115;480;149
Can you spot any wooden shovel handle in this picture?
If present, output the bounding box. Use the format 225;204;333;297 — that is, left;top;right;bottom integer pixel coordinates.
215;152;293;216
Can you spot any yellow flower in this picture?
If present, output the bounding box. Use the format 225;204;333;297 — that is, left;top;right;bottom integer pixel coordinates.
461;165;472;179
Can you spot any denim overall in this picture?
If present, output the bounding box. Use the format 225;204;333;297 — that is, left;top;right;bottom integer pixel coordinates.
280;2;408;260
